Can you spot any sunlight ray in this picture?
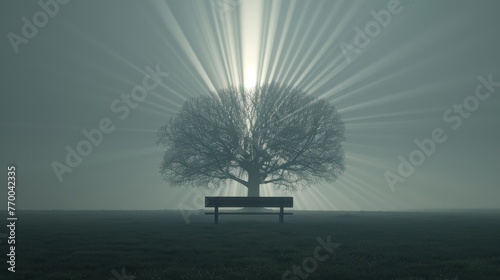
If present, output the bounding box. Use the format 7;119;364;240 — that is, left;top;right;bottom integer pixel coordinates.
266;1;297;84
151;1;217;91
343;172;399;209
293;2;365;90
273;0;315;84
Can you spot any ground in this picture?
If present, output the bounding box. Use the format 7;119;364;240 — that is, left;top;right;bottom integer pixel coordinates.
1;210;499;279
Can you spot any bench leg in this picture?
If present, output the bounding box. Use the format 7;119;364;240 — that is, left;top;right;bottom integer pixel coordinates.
215;206;219;224
279;206;284;223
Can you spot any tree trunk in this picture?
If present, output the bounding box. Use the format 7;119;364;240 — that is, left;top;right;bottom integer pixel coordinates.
247;183;260;197
244;168;270;212
246;168;260;197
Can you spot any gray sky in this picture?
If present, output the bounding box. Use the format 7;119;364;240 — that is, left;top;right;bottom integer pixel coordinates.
1;0;499;210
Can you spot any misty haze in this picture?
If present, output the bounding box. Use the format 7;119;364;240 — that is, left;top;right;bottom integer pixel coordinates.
1;0;500;279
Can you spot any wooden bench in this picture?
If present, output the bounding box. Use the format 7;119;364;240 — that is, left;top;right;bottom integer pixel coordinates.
205;196;293;224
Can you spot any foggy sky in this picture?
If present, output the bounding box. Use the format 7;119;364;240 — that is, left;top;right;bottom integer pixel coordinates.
1;0;499;210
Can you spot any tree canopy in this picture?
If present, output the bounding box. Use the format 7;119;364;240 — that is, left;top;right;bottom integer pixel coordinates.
156;83;345;196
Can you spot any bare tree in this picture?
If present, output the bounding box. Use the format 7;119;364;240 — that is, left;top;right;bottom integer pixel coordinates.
156;83;345;197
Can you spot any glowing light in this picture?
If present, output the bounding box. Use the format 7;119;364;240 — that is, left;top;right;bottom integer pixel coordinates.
244;65;257;89
241;0;263;89
145;1;452;210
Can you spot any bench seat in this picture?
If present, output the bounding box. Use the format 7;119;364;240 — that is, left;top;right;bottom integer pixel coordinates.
205;196;293;224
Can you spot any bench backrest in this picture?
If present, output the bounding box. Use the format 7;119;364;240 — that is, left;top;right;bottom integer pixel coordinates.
205;196;293;207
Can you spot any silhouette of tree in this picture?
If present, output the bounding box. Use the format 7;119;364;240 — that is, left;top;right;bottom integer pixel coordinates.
156;83;345;196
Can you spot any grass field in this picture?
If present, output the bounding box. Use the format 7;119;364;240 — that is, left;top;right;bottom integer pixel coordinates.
1;210;499;279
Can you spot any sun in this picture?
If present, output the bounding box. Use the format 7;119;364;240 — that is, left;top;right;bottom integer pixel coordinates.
241;0;262;90
244;65;257;89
